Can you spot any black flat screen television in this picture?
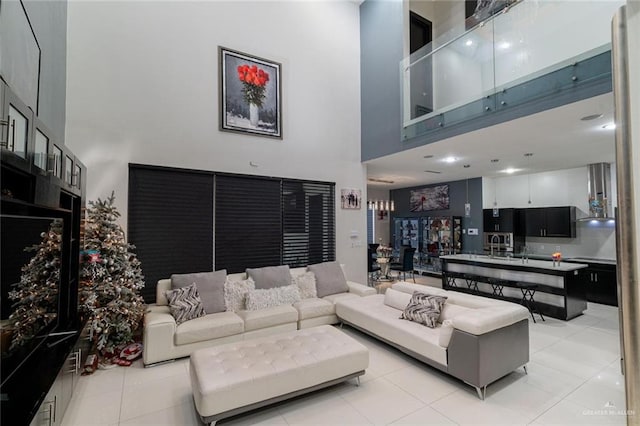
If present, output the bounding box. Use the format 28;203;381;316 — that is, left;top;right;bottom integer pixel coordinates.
1;214;64;387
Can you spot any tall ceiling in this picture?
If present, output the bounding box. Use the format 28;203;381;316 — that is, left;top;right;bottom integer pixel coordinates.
366;93;615;189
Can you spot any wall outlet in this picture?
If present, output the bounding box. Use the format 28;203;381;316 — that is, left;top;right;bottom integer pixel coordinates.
468;228;479;235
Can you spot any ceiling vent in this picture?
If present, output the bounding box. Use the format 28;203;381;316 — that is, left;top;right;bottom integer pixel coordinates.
367;178;395;184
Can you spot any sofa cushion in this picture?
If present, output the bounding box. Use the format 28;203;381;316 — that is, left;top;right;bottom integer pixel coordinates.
245;285;301;311
171;270;227;314
175;311;244;345
293;271;317;299
452;306;529;335
308;261;348;298
439;302;472;322
290;267;308;278
224;277;255;312
165;283;206;325
237;305;299;331
246;265;291;289
384;288;412;311
293;298;335;320
322;292;358;304
400;292;448;328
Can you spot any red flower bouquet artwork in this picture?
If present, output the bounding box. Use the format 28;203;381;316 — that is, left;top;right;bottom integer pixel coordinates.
219;47;282;138
237;65;269;107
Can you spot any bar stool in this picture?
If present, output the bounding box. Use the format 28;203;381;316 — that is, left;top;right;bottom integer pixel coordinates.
487;277;505;297
443;271;464;288
516;282;545;323
463;274;481;294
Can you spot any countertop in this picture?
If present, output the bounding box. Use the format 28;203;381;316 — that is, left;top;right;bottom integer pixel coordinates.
441;254;589;272
565;257;616;266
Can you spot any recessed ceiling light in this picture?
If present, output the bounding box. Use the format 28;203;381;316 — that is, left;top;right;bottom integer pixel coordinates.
442;156;457;163
581;113;603;121
499;42;511;49
602;123;616;130
465;40;473;46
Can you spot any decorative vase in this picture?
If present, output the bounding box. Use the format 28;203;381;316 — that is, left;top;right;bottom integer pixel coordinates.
249;102;259;127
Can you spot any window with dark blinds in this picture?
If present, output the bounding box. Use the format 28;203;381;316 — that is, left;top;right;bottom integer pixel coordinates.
128;165;214;303
215;174;282;273
282;180;335;267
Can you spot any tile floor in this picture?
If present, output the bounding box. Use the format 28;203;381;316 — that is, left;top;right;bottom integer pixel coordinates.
62;277;629;426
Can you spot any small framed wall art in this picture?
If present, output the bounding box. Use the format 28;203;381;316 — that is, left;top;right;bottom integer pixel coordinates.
219;46;282;139
341;189;362;209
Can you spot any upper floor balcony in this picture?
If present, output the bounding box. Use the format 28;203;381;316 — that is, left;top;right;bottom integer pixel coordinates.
400;0;624;142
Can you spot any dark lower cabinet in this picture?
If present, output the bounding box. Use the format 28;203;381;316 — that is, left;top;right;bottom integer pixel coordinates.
584;265;617;306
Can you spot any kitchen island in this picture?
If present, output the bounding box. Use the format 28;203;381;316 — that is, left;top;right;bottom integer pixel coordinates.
440;254;589;320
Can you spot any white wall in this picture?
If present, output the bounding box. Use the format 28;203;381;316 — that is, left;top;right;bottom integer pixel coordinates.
482;165;617;259
65;1;366;283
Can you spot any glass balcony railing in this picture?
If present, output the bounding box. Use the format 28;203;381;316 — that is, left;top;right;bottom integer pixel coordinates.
401;0;624;140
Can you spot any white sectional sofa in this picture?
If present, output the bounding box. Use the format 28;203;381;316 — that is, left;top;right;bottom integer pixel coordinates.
143;263;375;366
335;282;530;399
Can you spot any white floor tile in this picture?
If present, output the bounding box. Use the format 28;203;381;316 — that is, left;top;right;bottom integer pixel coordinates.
339;377;425;425
123;358;189;388
430;387;526;425
564;328;620;357
487;377;564;422
119;368;192;421
391;405;457;425
61;389;122;426
278;388;372;425
383;363;459;404
517;361;585;398
118;401;200;425
73;367;125;400
530;399;625;425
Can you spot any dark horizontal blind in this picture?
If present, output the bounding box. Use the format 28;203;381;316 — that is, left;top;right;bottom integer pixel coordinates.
282;180;335;267
215;175;282;273
129;165;214;302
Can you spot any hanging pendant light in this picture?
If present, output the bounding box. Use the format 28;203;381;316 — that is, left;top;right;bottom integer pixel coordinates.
525;153;533;204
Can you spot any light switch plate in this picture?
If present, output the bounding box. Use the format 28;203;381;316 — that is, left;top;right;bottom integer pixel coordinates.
468;228;479;235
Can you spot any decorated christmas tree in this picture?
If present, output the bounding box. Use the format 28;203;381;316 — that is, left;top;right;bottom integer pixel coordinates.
79;192;145;357
8;219;63;351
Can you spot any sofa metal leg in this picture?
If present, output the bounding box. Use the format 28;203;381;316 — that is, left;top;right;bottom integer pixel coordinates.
209;422;217;426
474;385;486;400
523;365;528;375
339;322;344;329
355;376;361;387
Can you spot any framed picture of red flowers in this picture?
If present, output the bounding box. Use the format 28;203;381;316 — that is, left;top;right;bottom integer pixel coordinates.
219;47;282;139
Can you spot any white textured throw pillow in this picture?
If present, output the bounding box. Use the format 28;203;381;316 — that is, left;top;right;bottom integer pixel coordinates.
293;271;317;299
224;277;255;312
245;284;301;311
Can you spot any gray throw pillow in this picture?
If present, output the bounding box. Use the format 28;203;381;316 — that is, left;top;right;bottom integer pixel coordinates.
400;291;448;328
246;265;291;289
171;270;227;314
165;283;206;325
308;261;348;298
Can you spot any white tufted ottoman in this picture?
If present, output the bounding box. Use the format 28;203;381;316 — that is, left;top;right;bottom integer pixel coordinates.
189;325;369;425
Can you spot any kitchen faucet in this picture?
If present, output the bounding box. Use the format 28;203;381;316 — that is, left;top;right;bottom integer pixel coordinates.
490;234;500;259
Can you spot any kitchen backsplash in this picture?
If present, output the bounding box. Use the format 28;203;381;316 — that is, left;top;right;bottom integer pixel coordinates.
524;221;616;260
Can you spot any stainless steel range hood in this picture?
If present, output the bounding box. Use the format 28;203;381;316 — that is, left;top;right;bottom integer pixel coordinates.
578;163;615;222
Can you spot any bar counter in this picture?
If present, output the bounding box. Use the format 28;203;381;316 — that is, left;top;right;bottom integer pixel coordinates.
440;254;589;320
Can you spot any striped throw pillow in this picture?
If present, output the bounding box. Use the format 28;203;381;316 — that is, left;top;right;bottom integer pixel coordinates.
166;283;206;325
400;291;447;328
